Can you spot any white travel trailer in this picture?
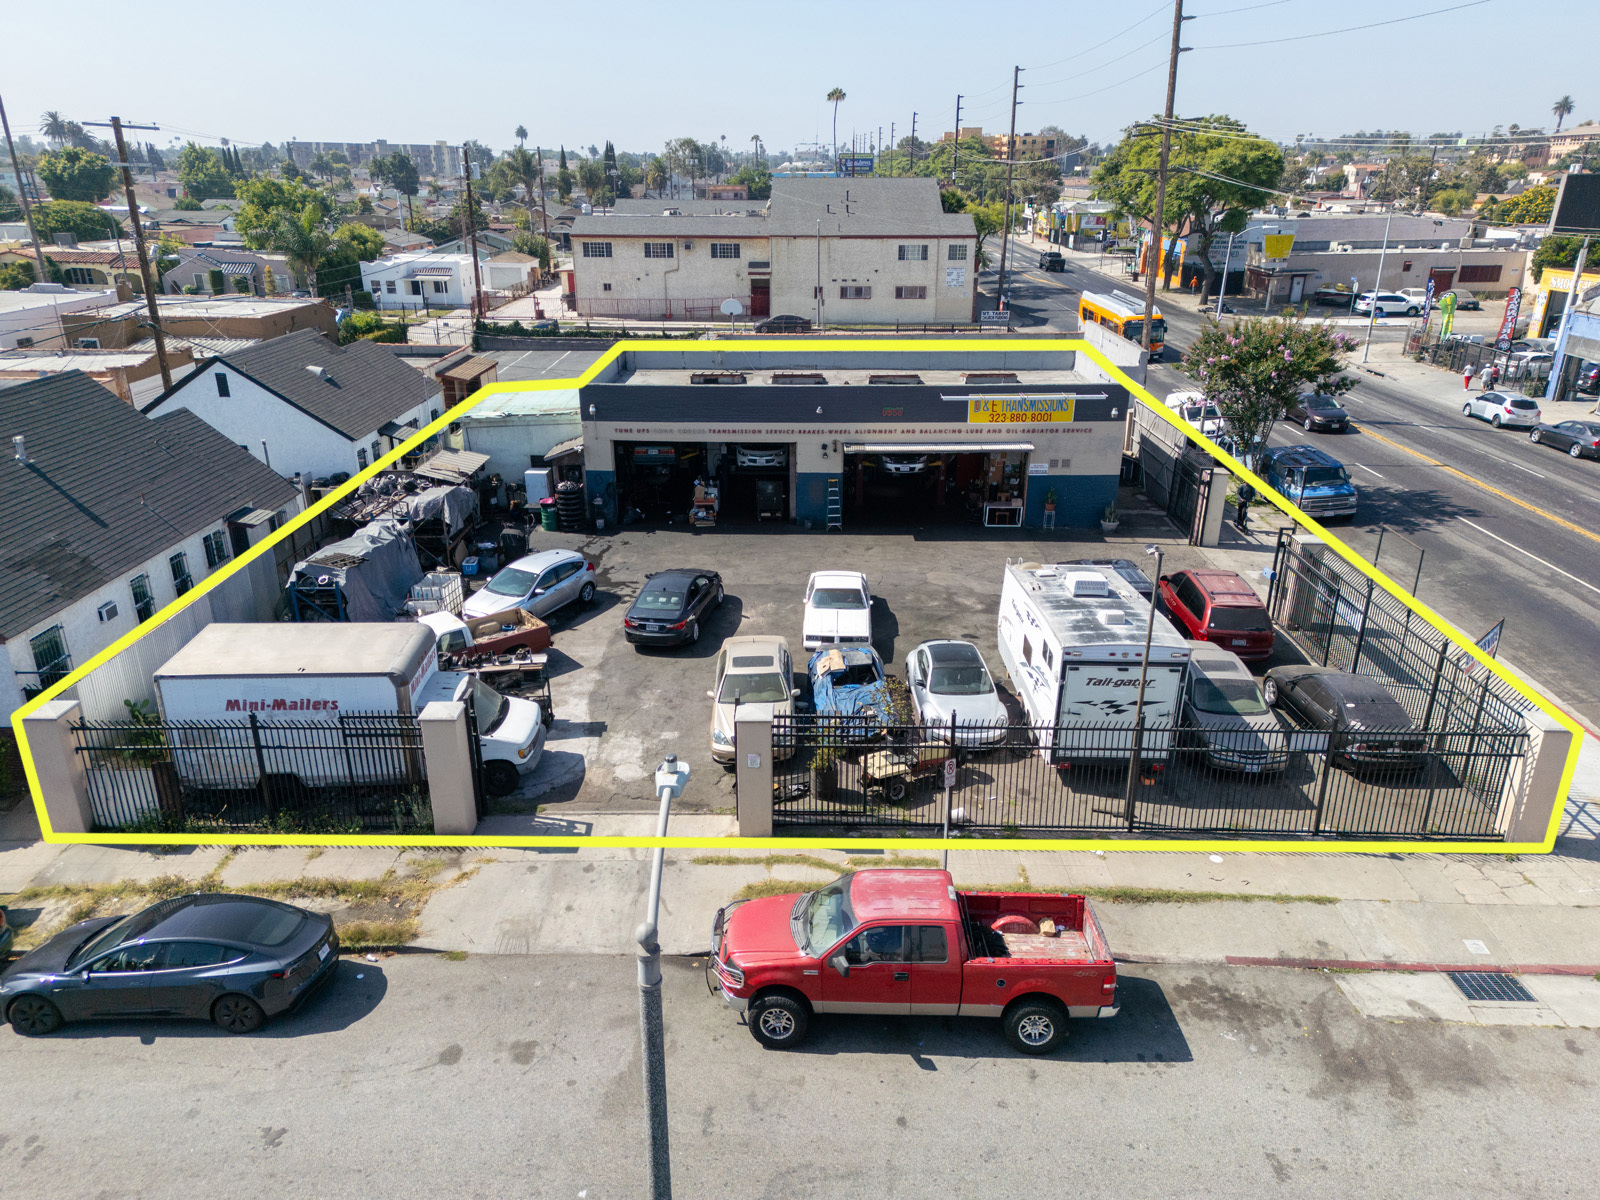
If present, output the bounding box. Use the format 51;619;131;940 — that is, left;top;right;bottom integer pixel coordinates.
996;561;1190;762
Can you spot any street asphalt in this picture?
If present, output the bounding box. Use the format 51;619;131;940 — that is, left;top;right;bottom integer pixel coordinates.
1;953;1594;1200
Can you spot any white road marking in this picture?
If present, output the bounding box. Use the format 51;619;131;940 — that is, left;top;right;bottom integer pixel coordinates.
540;350;572;374
1457;517;1600;598
1353;463;1385;479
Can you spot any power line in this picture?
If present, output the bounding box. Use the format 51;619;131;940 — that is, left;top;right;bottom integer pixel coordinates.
1192;0;1493;49
1190;0;1295;16
1026;1;1172;72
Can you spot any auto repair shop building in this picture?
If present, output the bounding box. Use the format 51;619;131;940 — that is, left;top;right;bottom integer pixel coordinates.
576;346;1128;531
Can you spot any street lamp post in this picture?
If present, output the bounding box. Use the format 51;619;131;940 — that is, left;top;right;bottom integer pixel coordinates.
1360;207;1395;364
637;754;689;1200
1124;544;1164;828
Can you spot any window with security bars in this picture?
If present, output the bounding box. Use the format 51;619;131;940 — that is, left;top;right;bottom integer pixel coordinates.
711;243;740;259
898;245;929;261
64;267;96;285
895;286;927;300
644;242;675;259
948;245;968;261
1458;264;1502;284
202;530;230;570
170;552;193;596
29;626;71;688
130;574;155;622
581;242;613;258
839;286;871;299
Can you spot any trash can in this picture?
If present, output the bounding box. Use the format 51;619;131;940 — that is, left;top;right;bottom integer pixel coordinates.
540;497;559;532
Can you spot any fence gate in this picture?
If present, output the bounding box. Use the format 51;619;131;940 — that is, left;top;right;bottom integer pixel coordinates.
1133;400;1214;545
464;691;489;820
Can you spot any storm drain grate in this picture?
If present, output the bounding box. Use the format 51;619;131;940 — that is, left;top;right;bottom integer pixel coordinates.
1447;972;1537;1003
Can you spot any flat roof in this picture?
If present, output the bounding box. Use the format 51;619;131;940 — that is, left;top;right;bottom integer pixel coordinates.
618;366;1087;386
156;623;431;679
0;350;158;371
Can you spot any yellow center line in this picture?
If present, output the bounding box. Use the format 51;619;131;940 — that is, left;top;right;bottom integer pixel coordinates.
1351;420;1600;547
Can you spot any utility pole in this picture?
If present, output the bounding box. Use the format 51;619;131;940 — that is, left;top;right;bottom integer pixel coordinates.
952;94;964;183
995;67;1023;313
1360;208;1395;364
89;116;172;391
1142;0;1190;352
536;145;550;237
910;113;918;173
462;144;485;321
890;123;895;175
0;91;50;291
815;219;824;330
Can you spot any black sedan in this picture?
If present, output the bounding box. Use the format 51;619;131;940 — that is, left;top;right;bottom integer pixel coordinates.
1285;392;1349;433
2;893;337;1036
753;314;812;334
1262;666;1427;771
623;568;724;647
1528;419;1600;460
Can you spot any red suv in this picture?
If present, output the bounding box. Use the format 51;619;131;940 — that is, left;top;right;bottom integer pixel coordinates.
1158;569;1275;661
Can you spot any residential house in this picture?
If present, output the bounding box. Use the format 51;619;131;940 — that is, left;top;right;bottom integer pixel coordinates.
59;295;337;351
139;327;443;479
697;184;749;200
0;284;122;350
430;229;517;256
482;251;541;292
158;247;294;296
0;345;196;403
0;247;145;293
361;252;479;310
381;227;434;254
566;177;978;324
0;371;303;720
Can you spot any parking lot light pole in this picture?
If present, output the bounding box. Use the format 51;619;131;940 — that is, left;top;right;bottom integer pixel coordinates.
637;754;689;1200
1360;207;1395;364
1125;545;1163;827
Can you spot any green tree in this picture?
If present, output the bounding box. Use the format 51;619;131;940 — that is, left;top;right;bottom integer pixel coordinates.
1093;115;1282;299
1183;316;1359;468
29;200;121;241
372;152;421;226
1485;184;1556;226
557;146;572;201
1530;235;1593;283
826;87;846;161
316;223;389;297
235;177;328;247
0;256;65;289
515;124;528;148
575;155;604;200
40;111;70;147
968;200;1006;269
491;147;544;227
176;142;235;200
728;160;772;200
1553;95;1576;133
463;140;494;172
36;147;115;203
512;230;553;271
172;196;203;211
645;155;667;196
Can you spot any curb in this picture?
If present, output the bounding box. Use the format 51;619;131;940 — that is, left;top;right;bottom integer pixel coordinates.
1223;955;1600;977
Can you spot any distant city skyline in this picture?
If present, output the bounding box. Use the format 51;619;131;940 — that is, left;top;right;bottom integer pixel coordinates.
4;0;1594;162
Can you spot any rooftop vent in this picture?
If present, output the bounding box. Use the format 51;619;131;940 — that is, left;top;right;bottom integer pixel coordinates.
1098;609;1130;626
1065;571;1109;598
12;434;27;463
960;371;1020;385
690;371;746;385
867;373;923;385
770;372;827;385
306;365;329;380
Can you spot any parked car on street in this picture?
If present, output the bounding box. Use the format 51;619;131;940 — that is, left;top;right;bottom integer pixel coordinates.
1286;392;1350;433
1463;392;1541;429
809;646;893;741
461;549;596;620
1164;391;1227;439
1158;569;1275;662
709;868;1119;1054
1262;666;1427;772
1180;642;1289;774
1442;289;1481;311
1576;362;1600;395
623;568;724;647
1353;291;1420;317
1258;444;1358;520
2;894;338;1036
708;636;799;764
1311;286;1355;307
904;640;1008;746
753;314;813;334
1529;419;1600;459
1058;558;1155;601
1037;251;1065;271
802;570;872;650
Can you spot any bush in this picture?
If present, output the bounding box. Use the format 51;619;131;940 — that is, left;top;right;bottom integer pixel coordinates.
233;275;252;294
352;288;375;310
208;268;226;293
338;309;406;345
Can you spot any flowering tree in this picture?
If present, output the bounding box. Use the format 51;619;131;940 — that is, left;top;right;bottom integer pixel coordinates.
1182;315;1359;467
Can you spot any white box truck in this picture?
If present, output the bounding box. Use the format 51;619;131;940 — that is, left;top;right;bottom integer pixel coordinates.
997;562;1191;762
153;624;545;796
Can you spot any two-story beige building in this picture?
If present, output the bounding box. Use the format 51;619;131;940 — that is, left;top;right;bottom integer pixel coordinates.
565;178;978;326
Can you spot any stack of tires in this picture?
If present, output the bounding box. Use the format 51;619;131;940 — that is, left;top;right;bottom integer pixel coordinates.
555;480;586;531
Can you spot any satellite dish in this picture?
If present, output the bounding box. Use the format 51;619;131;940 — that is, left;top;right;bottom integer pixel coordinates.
720;297;743;316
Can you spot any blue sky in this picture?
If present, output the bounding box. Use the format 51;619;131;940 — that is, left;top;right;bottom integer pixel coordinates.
5;0;1595;159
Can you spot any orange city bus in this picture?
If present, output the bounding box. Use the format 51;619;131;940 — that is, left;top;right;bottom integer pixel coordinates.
1078;290;1167;360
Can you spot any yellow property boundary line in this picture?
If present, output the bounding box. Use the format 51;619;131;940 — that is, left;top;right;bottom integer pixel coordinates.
10;337;1584;853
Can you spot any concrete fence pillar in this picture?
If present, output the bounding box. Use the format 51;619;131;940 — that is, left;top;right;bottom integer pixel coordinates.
734;717;774;838
22;699;94;835
1199;465;1231;547
419;700;476;836
1497;709;1574;844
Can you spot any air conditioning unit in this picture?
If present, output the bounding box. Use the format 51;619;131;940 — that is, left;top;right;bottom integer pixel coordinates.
97;601;118;623
683;241;694;251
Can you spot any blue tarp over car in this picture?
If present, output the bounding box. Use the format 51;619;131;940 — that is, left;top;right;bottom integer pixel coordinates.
808;647;892;738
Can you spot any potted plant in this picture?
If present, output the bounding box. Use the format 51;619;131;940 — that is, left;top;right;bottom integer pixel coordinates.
812;743;842;801
1044;489;1057;513
1100;503;1120;534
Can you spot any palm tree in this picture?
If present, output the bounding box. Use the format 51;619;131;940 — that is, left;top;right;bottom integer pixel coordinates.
750;133;762;165
1553;95;1576;133
497;147;542;229
826;88;846;162
646;156;667;197
40;111;68;147
515;124;528;148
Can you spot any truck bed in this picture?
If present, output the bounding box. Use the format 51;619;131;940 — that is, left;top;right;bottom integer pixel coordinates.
959;890;1112;964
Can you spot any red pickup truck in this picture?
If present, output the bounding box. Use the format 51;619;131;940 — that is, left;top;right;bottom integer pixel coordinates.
709;868;1118;1054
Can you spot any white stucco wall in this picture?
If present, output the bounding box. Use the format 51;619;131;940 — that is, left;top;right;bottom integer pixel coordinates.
571;234;769;312
769;235;976;324
362;254;474;309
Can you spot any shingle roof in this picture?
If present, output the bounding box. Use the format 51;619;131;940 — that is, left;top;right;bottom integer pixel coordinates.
144;328;438;440
0;371;298;641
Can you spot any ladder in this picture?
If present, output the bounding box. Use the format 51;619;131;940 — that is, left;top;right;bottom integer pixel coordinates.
825;477;843;530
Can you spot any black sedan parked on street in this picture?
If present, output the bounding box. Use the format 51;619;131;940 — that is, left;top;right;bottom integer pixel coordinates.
1285;392;1350;433
2;894;338;1036
623;568;725;647
1528;419;1600;460
1262;666;1427;772
753;314;812;334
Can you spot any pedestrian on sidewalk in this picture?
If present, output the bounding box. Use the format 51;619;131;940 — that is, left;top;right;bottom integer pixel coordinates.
1235;482;1255;532
1480;366;1495;393
1463;362;1475;390
1489;362;1501;387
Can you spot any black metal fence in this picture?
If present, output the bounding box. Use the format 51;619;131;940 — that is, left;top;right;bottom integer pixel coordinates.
1408;327;1550;386
768;714;1521;840
1266;529;1530;736
73;712;434;834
